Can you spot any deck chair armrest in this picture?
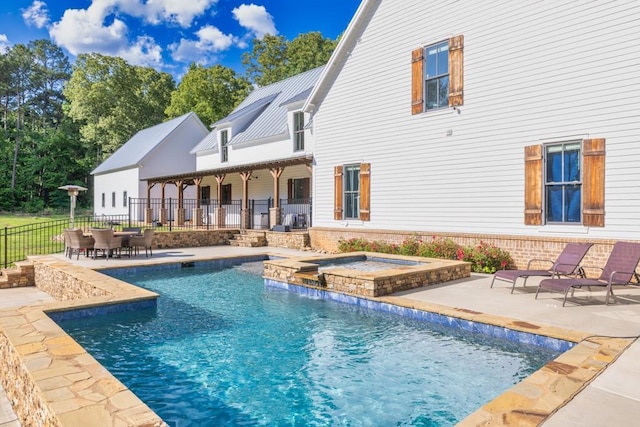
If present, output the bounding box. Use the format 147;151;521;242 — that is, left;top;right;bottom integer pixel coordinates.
607;270;640;285
551;262;584;277
526;259;554;269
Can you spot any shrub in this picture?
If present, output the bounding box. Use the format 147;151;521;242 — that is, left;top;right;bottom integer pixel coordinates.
337;236;513;274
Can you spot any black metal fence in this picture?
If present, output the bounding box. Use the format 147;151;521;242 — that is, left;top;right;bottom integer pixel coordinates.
1;198;313;268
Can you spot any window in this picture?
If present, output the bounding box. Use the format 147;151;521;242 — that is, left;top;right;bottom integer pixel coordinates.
545;142;581;223
334;163;370;221
412;35;463;114
123;191;128;207
220;130;228;163
201;186;211;203
525;139;605;227
221;184;232;205
293;112;305;151
288;178;310;201
101;193;105;208
111;192;116;208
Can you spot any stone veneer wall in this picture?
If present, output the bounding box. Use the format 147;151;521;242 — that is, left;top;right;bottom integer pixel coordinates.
265;231;310;249
34;261;110;300
0;261;34;289
153;229;239;249
309;227;625;271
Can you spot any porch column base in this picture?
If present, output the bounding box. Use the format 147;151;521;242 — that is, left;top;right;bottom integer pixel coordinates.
159;208;168;224
175;208;185;226
214;207;226;228
144;208;154;225
192;208;203;226
269;207;281;228
241;209;251;230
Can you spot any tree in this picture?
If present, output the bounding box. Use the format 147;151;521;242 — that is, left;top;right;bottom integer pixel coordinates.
165;64;251;126
242;32;338;86
64;53;175;164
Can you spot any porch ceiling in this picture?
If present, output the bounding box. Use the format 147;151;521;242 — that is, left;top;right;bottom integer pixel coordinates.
144;154;313;184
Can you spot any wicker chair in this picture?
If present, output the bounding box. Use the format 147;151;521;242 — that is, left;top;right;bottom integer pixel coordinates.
65;229;94;260
91;229;123;260
129;229;154;257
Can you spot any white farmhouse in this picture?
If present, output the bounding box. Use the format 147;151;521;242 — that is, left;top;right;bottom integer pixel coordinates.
91;112;209;218
304;0;640;261
145;66;323;230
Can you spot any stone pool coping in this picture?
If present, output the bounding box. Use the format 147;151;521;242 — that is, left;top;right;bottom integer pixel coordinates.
0;254;634;426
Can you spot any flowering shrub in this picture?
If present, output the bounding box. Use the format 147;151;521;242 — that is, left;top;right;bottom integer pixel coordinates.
337;236;513;274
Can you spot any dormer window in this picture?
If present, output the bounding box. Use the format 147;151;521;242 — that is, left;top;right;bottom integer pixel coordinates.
294;112;305;151
220;130;228;163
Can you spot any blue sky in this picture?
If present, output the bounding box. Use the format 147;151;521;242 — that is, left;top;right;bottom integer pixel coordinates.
0;0;361;77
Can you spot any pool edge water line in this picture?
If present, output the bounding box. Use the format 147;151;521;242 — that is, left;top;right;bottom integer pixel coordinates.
0;255;635;427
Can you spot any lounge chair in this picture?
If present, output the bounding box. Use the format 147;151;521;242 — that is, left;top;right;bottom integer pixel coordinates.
129;229;154;257
535;241;640;306
91;229;123;260
490;242;593;293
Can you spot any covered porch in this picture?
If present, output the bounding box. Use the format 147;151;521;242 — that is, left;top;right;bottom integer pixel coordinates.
136;155;313;230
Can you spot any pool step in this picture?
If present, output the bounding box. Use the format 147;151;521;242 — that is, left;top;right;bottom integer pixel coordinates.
229;231;267;247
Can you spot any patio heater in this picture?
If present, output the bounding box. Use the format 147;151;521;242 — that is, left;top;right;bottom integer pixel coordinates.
58;185;87;229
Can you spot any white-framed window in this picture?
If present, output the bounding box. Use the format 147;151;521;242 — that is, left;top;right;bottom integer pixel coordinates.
293;112;305;151
123;191;128;207
545;141;581;224
220;130;228;163
101;193;105;208
344;164;361;219
424;41;449;110
111;192;116;208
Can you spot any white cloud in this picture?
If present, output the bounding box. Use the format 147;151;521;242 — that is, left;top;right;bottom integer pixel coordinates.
49;2;128;56
232;4;277;39
0;34;11;54
170;25;235;63
118;36;163;67
22;1;50;29
115;0;217;28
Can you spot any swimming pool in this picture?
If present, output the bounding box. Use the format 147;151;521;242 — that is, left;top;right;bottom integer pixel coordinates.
56;261;562;426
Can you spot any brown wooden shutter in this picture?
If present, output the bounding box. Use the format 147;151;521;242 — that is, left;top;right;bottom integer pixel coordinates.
359;163;371;221
287;179;293;200
411;48;424;115
448;34;464;107
302;177;310;199
334;166;343;220
582;138;606;227
524;145;543;225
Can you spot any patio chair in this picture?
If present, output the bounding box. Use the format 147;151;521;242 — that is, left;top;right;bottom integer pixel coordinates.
490;242;593;293
129;229;154;257
65;229;95;260
91;229;123;260
535;241;640;306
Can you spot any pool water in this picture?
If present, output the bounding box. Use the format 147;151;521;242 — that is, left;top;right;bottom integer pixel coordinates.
58;262;561;426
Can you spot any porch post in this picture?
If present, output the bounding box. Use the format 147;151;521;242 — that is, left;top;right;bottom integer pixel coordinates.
145;182;155;225
193;177;203;226
269;167;284;227
175;180;185;226
240;171;251;230
159;182;168;225
214;174;226;228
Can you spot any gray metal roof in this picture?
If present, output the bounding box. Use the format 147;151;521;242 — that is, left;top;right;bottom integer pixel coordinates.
192;66;324;152
91;112;207;175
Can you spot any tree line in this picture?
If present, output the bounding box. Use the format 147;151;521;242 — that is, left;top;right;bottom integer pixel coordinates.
0;32;337;212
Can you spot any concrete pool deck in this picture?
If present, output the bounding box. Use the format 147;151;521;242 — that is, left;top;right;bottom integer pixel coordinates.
1;246;640;426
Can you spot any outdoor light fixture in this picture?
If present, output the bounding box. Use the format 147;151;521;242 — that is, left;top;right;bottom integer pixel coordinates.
58;185;88;229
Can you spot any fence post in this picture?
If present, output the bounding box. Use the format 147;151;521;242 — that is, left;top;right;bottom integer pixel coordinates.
128;197;132;228
169;198;173;231
3;226;6;269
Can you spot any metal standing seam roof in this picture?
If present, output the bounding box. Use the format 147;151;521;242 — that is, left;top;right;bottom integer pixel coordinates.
91;112;206;175
191;66;325;153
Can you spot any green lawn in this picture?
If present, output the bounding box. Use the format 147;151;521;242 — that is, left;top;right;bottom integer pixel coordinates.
0;214;68;228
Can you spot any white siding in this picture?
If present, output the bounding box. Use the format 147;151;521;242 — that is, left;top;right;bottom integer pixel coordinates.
93;168;140;216
312;0;640;240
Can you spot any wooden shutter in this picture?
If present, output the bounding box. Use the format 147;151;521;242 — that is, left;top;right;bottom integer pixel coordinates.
582;138;606;227
359;163;371;221
302;177;310;199
411;48;424;115
448;34;464;107
524;145;543;225
334;166;343;220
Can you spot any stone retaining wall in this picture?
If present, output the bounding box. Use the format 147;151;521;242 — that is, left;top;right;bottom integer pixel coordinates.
265;231;310;249
153;229;238;249
0;261;34;289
